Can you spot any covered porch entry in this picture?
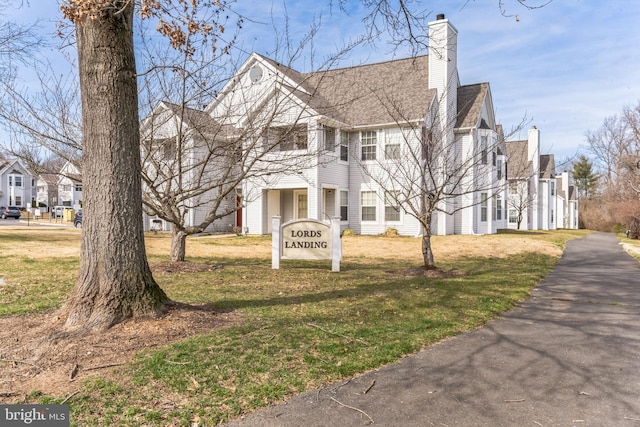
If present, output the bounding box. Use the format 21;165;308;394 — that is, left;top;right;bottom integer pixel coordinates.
264;187;337;233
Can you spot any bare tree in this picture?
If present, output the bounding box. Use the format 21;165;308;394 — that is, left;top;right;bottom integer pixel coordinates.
138;11;365;262
0;64;82;173
2;0;544;330
579;102;640;231
506;179;534;230
351;83;517;269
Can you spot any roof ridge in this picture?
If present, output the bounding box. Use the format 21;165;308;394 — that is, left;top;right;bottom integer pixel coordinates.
301;54;429;76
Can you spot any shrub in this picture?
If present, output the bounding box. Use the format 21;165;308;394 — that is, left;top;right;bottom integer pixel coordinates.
612;223;625;234
382;227;399;237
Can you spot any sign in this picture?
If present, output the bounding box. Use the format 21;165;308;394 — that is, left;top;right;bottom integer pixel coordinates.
272;217;342;272
282;220;331;259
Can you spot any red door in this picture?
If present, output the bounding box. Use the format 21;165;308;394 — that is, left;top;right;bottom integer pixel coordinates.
236;195;242;227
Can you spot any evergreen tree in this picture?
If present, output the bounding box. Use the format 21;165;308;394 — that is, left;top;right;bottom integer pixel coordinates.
573;155;599;198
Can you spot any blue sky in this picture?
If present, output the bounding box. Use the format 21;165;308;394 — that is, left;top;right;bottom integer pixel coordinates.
5;0;640;164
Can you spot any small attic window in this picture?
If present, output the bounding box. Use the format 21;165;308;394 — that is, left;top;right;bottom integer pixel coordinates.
249;65;263;83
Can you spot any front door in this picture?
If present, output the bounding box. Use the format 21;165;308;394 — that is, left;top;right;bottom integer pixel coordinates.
294;191;308;219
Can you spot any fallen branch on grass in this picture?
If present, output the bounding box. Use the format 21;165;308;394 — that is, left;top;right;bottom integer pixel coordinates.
83;362;127;371
1;358;42;371
61;391;79;404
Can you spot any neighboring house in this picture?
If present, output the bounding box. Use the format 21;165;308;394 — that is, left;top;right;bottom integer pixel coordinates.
139;101;240;233
505;127;563;231
36;173;59;210
557;170;579;229
0;154;35;208
204;14;508;236
57;161;83;209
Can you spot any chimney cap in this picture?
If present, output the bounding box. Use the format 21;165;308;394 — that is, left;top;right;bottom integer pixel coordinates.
436;13;445;20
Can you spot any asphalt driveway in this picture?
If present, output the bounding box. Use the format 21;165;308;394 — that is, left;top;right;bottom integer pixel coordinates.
225;232;640;426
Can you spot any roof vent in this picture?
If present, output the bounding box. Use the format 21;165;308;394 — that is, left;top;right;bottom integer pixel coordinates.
436;13;445;20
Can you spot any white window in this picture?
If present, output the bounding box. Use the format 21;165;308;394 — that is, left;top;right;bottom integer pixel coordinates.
324;126;335;151
481;136;488;164
385;191;400;221
160;138;176;160
497;159;503;180
340;190;348;221
480;192;488;222
361;131;377;161
340;131;349;162
10;175;23;187
550;181;555;196
361;191;376;221
384;138;400;160
496;196;503;221
75;183;82;192
15;196;22;206
508;209;518;223
268;125;308;151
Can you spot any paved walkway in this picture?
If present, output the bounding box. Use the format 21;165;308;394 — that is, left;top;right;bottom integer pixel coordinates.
225;232;640;426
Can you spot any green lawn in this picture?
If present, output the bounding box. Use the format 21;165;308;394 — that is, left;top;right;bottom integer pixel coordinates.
0;228;590;426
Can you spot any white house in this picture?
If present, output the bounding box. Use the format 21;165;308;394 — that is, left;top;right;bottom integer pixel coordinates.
504;126;574;231
57;161;83;209
557;170;579;229
35;173;59;210
204;14;507;236
0;154;35;208
139;102;241;233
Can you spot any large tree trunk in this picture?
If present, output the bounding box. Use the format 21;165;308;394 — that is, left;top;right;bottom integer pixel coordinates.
63;4;168;332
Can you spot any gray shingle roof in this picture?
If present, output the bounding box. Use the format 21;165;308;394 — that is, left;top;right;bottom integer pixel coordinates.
456;83;489;129
159;102;239;139
260;54;487;130
557;176;566;198
505;140;531;179
540;154;555;179
261;55;436;127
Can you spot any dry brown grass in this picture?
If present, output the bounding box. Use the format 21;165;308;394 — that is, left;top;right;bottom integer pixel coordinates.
1;224;564;261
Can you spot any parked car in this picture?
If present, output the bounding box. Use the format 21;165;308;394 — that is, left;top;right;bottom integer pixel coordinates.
0;206;21;219
74;210;82;228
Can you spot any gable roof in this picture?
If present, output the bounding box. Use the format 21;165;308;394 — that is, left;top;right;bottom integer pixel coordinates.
456;83;490;129
505;140;531;179
144;102;239;141
38;173;58;187
539;154;555;179
260;55;436;127
0;158;31;177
